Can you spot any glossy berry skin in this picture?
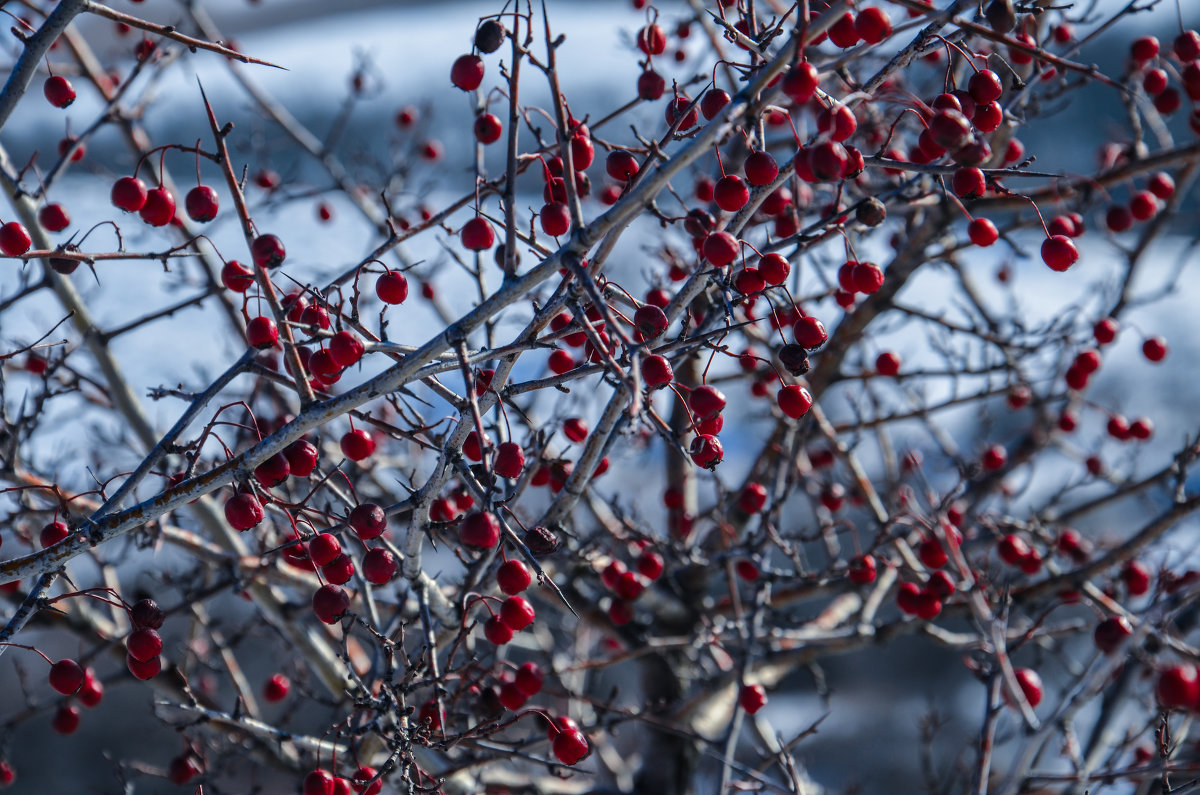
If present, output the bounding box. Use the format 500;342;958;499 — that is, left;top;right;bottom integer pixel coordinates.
702;231;739;266
461;217;495;250
793;316;827;350
714;175;750;212
309;534;342;568
0;222;32;256
484;614;513;644
284;439;319;477
700;88;730;120
515;661;544;696
224;492;265;531
112;176;148;212
126;627;162;662
49;659;85;695
312;584;350;624
126;653;161;680
854;7;891;44
131;598;164;629
246;316;278;349
777;385;813;418
460;511;501;548
376;271;409;304
689;434;724;469
185;185;219;222
221;260;255;292
450;54;484;90
473;112;502;144
139;186;175;226
744;151;779;187
303;770;335;795
349;502;387;540
687;385;726;420
43;75;76;108
1041;235;1078;271
500;595;535;630
251;234;286;268
875;352;901;376
968;218;998;247
362;548;397;584
1156;665;1199;710
497;559;532;594
552;730;589;765
340;429;375;461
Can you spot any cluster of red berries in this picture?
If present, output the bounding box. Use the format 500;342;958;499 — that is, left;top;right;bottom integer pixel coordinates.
125;597;165;680
598;541;664;625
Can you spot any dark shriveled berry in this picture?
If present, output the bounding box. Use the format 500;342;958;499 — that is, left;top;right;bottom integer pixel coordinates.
474;19;506;53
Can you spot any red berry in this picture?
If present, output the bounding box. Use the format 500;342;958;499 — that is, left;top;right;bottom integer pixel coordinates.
48;659;85;695
460;511;501;548
451;54;484;90
500;595;535;630
39;520;69;548
1093;616;1133;654
689;434;724;469
777;385;813;418
968;218;999;247
376;271;409;304
473;112;502;144
845;554;874;585
126;627;163;662
1131;35;1159;62
636;69;666;100
1122;560;1151;595
702;231;739;266
714;175;750;212
497;560;532;594
246;316;278;349
981;444;1007;471
340;429;375;461
284;439;319;477
309;534;342;568
1040;235;1078;271
224;492;265;531
139;186;175;226
637;23;666;55
461;217;495;251
1173;30;1200;62
968;69;1003;104
221;260;255;292
126;653;161;680
304;770;336;795
43;75;76;108
185;185;220;222
349;502;387;540
362;548;397;584
112;176;148;212
263;673;290;702
1013;668;1043;708
0;221;31;257
1142;336;1168;362
745;151;779;187
739;683;767;714
854;7;891;44
700;88;730;120
552;729;589;765
782;62;819;102
484;614;513;644
875;351;901;376
251;234;286;268
312;584;350;624
37;203;70;232
51;704;80;735
688;385;726;419
793;316;827;349
636;551;664;581
1156;665;1199;710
